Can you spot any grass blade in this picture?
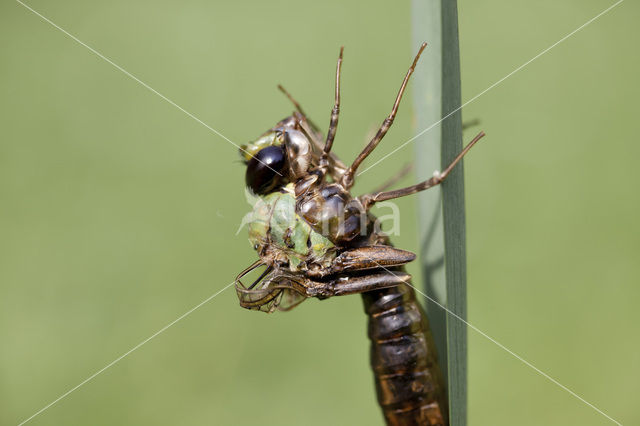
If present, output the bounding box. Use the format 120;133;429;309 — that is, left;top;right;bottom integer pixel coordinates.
412;0;467;424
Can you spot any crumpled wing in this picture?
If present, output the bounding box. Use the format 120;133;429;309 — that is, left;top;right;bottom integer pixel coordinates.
235;265;308;313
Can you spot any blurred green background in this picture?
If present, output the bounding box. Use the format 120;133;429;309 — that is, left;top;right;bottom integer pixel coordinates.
1;0;638;425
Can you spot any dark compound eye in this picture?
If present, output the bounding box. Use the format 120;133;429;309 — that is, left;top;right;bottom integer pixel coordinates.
245;145;287;194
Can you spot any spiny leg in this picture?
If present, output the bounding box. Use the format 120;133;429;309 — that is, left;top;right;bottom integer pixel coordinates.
323;47;344;155
319;46;344;172
278;77;348;180
329;271;412;297
280;46;344;178
306;245;416;279
340;42;427;189
277;270;413;298
277;84;321;132
293;111;348;179
358;131;485;210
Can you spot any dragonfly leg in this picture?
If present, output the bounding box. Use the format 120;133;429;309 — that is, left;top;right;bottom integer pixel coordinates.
278;85;321;132
358;131;485;210
340;43;427;189
294;111;348;180
328;271;411;296
273;270;413;299
307;245;416;279
320;46;344;168
278;46;344;177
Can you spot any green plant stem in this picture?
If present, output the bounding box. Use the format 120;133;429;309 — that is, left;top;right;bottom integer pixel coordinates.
412;0;467;424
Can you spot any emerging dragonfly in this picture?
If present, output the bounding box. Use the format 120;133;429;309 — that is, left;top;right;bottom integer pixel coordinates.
235;43;484;426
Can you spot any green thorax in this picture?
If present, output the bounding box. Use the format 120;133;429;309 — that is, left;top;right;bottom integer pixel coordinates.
247;183;335;271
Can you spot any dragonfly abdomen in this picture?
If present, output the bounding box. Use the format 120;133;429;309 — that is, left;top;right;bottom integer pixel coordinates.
363;282;448;426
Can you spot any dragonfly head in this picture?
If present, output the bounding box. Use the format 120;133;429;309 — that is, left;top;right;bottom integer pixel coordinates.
240;118;313;195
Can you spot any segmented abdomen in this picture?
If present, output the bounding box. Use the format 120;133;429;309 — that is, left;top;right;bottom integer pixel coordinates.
362;282;448;426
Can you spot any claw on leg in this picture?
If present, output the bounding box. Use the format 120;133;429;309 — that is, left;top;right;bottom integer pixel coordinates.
358;131;485;210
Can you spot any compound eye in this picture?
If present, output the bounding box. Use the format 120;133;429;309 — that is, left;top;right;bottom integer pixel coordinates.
245;145;287;194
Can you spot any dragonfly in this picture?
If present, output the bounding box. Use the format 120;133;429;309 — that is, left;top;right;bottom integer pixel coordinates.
234;42;484;426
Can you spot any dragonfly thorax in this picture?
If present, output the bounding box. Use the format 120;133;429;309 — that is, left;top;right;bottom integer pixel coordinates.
296;181;369;244
247;184;336;272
